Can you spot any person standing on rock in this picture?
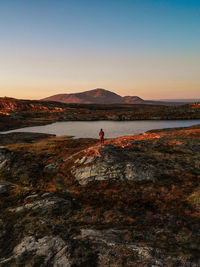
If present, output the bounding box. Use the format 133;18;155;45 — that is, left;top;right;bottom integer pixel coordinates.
99;129;104;145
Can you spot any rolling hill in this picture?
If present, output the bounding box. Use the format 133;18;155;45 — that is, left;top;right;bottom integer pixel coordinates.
42;88;187;106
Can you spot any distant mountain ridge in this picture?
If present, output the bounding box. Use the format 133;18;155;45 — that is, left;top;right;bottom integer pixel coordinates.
160;98;200;103
42;88;187;106
42;89;124;104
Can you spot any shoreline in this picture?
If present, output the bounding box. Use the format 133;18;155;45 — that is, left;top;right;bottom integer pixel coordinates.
0;99;200;131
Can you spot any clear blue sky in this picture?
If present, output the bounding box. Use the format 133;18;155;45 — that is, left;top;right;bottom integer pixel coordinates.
0;0;200;99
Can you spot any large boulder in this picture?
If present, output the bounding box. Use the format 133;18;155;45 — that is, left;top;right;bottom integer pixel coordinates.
73;145;156;185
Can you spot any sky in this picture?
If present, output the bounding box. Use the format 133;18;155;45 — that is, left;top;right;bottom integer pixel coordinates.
0;0;200;100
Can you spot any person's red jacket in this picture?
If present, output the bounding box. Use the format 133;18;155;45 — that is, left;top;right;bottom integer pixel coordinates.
99;129;104;142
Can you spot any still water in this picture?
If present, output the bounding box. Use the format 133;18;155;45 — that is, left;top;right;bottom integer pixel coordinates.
1;120;200;139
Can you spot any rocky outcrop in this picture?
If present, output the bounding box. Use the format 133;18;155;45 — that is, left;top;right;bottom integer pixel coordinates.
0;127;200;266
0;97;66;115
9;197;71;215
0;146;10;170
73;145;156;185
73;229;200;266
0;236;71;266
0;181;16;194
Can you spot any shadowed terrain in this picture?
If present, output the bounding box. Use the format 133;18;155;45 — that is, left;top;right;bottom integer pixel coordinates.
0;125;200;266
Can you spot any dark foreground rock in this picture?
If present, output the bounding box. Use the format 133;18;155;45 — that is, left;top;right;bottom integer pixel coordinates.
0;181;16;195
0;126;200;266
0;236;71;267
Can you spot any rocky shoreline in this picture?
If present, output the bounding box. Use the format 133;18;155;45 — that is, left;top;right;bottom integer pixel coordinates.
0;125;200;266
0;97;200;132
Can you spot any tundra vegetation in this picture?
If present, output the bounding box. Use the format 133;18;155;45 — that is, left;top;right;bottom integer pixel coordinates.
0;123;200;266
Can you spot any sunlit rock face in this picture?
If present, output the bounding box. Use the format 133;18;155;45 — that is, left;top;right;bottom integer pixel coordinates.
0;97;66;115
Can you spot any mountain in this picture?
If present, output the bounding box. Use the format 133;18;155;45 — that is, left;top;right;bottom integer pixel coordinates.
123;96;144;104
42;88;124;104
42;88;188;106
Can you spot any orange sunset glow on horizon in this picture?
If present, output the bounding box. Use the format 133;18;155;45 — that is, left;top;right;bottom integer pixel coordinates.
0;0;199;100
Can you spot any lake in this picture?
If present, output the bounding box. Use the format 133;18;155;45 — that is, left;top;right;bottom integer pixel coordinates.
1;120;200;139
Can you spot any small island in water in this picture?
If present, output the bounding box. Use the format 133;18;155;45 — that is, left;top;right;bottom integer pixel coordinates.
0;96;200;266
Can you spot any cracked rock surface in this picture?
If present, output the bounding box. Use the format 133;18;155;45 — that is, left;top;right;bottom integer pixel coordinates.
0;126;200;266
1;236;71;267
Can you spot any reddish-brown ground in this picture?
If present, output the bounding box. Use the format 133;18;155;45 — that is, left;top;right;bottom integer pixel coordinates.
0;125;200;265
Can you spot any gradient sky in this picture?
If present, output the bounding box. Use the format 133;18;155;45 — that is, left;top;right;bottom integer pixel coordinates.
0;0;200;99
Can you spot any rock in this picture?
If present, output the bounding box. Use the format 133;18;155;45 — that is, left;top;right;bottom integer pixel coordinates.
75;156;95;165
0;219;5;238
0;125;200;266
44;162;58;173
124;162;155;181
0;235;71;266
73;145;156;185
0;181;16;194
75;156;86;164
106;115;120;120
75;228;129;246
41;192;54;198
0;147;10;169
9;197;71;215
73;228;200;266
25;194;39;201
